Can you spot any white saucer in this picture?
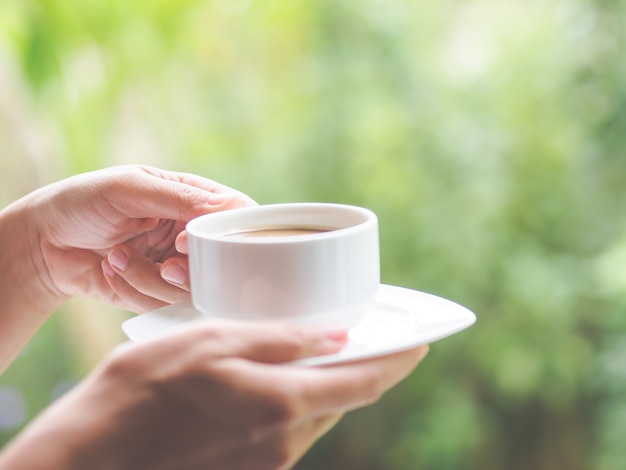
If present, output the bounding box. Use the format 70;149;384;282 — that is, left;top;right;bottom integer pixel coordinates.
122;284;476;366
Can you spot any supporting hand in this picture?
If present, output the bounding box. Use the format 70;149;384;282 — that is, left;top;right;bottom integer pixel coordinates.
0;321;429;470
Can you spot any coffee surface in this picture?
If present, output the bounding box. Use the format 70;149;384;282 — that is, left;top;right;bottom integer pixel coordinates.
225;228;329;238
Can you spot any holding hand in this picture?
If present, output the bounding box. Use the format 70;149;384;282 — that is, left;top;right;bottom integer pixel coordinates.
0;165;254;370
33;165;256;312
0;321;429;470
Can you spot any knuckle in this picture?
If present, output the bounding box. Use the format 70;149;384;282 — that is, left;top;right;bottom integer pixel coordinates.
278;331;308;358
194;323;228;343
101;343;142;380
260;386;302;427
176;183;197;201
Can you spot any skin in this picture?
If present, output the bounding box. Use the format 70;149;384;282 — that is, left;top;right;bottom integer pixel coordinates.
0;165;254;370
0;165;429;469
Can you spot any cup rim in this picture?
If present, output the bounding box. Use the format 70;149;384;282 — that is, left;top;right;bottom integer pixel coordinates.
186;202;377;244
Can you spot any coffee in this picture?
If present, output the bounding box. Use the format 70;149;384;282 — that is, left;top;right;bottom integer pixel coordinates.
224;227;329;238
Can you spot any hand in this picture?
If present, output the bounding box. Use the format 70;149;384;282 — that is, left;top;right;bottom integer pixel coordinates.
0;322;429;470
32;165;256;312
0;165;255;372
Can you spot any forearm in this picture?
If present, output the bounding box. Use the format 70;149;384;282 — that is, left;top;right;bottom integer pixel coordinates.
0;420;84;470
0;194;66;373
0;375;120;470
0;353;163;470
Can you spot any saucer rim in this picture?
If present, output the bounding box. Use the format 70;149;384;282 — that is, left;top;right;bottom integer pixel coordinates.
121;284;476;366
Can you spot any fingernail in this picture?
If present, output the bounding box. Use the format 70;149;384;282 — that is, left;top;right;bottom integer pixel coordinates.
161;265;187;286
175;235;188;254
108;249;128;272
324;328;348;342
318;327;348;353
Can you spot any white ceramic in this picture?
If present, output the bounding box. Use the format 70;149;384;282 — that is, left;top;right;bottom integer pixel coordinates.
121;285;476;366
186;203;380;327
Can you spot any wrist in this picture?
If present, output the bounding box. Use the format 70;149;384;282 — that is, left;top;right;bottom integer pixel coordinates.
0;193;67;371
0;193;67;313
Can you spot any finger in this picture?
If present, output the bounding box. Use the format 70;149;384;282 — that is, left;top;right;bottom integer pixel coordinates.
103;245;190;310
106;166;257;222
300;345;430;412
219;345;430;421
108;245;190;303
167;345;427;445
102;258;168;313
175;231;188;254
160;256;190;291
155;320;350;363
139;166;258;207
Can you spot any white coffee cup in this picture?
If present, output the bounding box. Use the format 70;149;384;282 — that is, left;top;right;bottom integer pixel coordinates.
186;203;380;327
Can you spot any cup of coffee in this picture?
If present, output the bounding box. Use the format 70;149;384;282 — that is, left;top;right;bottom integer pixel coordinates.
186;203;380;327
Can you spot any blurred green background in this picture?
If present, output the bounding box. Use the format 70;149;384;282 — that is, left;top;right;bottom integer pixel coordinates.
1;0;626;468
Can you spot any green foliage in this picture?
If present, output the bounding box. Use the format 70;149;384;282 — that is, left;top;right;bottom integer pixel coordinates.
2;0;626;468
